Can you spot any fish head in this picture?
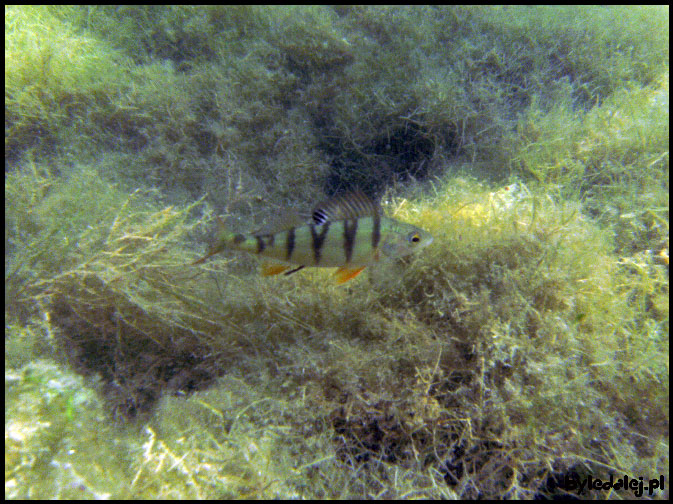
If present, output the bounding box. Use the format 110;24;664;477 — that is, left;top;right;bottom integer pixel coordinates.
379;220;433;259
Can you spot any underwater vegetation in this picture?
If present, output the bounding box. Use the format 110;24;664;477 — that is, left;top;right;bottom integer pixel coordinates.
5;5;669;499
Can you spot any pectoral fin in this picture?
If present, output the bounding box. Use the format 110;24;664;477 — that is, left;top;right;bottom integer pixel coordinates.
261;263;293;276
334;266;366;284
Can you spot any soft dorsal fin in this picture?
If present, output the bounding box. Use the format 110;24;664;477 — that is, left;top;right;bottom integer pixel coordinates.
253;208;309;234
311;191;380;225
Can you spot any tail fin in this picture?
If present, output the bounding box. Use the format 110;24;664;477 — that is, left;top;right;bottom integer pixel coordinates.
191;253;214;266
191;216;229;265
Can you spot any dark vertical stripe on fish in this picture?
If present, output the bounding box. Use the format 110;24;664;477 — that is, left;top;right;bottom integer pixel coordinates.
343;219;358;263
255;235;266;254
372;214;381;250
286;228;295;261
310;223;330;264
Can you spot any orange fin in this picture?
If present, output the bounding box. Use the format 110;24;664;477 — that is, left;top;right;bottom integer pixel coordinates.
334;265;366;284
262;264;292;276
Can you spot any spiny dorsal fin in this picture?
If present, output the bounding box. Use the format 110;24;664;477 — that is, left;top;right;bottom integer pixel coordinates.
311;191;380;225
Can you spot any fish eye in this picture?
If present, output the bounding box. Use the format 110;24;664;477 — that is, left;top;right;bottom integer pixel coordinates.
410;233;421;243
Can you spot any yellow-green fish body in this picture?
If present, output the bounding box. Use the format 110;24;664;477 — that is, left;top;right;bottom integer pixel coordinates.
194;192;432;283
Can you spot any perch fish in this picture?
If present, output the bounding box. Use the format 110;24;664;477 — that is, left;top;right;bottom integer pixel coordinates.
193;192;433;284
